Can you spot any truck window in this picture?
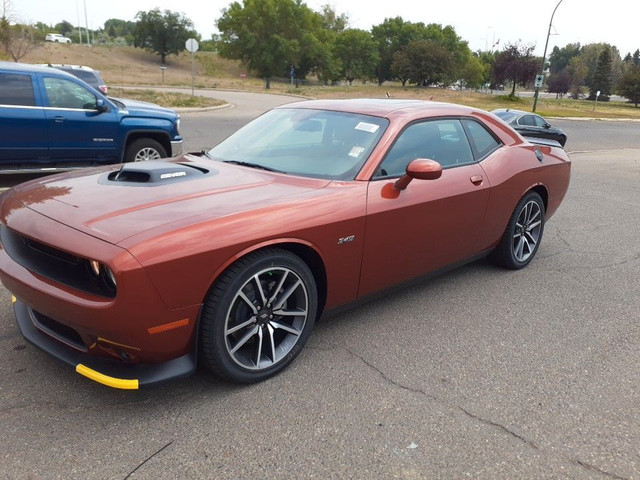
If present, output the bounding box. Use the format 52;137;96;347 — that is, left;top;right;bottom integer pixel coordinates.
0;73;36;106
43;77;98;110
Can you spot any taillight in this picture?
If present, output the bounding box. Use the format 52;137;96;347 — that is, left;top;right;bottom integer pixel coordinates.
100;85;108;94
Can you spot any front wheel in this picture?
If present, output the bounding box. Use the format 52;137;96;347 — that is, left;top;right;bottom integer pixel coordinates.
199;249;318;383
124;138;167;163
493;191;545;269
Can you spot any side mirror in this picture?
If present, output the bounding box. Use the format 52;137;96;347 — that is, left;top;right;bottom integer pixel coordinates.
544;123;551;129
96;98;108;113
394;158;443;191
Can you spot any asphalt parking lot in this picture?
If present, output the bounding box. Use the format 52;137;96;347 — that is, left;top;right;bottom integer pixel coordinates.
1;99;639;479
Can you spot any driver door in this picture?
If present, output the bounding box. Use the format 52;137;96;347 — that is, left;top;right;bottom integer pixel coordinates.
359;118;491;297
40;75;120;163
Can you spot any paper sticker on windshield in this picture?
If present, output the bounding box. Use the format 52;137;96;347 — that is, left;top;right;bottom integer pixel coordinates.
349;146;365;158
355;122;380;133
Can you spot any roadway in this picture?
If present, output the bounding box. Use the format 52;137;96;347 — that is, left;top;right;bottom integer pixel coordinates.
1;91;639;479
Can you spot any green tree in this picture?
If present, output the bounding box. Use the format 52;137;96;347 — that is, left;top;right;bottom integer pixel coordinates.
617;64;640;106
476;50;498;88
318;4;348;32
371;17;423;85
217;0;327;88
567;55;588;99
333;29;378;84
54;20;74;37
548;43;581;74
460;54;485;90
133;9;198;64
391;39;453;86
589;46;613;101
104;18;135;43
492;43;538;97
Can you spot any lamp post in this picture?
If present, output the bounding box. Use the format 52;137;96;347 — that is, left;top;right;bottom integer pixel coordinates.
533;0;563;112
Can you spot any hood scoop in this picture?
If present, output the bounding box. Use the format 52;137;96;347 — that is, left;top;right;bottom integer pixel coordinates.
98;161;216;187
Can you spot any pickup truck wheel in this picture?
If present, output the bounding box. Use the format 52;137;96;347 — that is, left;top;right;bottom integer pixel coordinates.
125;138;167;162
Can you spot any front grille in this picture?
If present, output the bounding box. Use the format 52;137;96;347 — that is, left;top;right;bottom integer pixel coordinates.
32;309;87;351
1;225;116;298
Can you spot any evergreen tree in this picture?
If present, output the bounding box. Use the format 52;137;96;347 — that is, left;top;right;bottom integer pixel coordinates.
589;47;613;101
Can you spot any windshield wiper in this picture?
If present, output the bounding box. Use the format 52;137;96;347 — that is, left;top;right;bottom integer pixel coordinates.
222;160;286;174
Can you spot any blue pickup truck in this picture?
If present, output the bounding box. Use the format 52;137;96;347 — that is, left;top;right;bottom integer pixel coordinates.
0;62;182;172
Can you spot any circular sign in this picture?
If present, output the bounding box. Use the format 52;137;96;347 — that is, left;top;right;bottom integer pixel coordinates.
185;38;199;53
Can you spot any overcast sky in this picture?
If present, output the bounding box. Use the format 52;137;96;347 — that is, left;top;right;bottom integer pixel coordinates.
12;0;640;57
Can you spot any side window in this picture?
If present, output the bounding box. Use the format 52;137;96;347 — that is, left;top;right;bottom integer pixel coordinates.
377;119;474;177
533;115;547;127
462;119;502;159
518;115;536;126
0;73;36;106
43;77;98;110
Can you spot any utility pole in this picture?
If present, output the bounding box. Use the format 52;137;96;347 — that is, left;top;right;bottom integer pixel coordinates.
533;0;563;112
83;0;89;45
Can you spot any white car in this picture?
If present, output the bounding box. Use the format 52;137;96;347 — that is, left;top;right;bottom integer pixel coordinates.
45;33;71;44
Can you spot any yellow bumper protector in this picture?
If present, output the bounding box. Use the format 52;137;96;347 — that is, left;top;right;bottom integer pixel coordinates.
11;295;16;304
76;364;139;390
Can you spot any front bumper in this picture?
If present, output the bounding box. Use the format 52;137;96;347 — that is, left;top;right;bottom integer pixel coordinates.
13;298;196;389
171;139;183;157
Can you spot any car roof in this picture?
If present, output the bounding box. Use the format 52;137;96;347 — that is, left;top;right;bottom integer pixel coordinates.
492;108;532;116
0;61;77;78
47;64;96;72
277;98;480;118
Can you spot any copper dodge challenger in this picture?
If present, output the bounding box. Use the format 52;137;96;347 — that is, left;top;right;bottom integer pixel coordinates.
0;99;571;389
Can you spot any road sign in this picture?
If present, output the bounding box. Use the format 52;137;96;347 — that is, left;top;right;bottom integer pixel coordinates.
534;74;544;88
185;38;199;53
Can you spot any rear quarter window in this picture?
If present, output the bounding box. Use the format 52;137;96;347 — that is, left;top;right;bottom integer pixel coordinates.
0;73;36;106
462;119;502;160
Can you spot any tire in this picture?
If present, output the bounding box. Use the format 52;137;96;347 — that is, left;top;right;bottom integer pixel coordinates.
124;138;167;163
199;248;318;383
493;191;545;269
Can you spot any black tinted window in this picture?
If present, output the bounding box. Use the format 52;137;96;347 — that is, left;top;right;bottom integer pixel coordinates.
0;73;36;106
68;70;98;85
462;119;502;159
519;115;536;126
533;115;547;127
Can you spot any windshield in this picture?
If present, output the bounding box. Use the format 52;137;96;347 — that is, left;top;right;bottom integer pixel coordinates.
208;108;389;180
494;110;519;123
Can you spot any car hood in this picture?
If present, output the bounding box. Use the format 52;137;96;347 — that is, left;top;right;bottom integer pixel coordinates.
109;97;178;119
2;156;331;245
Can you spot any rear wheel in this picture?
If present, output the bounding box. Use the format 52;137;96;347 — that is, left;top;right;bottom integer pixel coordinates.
199;249;317;383
124;138;166;162
493;191;545;269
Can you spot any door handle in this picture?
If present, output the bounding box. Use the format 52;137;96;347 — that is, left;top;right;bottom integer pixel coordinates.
470;175;484;186
53;116;65;123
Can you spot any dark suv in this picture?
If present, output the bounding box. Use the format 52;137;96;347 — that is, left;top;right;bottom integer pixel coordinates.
44;64;108;95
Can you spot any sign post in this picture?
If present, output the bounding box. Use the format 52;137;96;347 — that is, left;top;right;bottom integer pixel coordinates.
185;38;199;96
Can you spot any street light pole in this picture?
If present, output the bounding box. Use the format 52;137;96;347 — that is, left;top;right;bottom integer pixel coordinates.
533;0;563;112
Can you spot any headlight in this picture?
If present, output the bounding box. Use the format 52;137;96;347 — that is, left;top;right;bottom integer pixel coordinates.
104;266;117;289
87;259;117;290
89;260;101;276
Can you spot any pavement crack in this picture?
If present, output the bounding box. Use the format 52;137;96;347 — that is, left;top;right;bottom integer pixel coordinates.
345;348;633;476
575;460;628;480
457;406;539;450
123;441;173;480
345;348;438;400
347;349;540;452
